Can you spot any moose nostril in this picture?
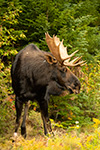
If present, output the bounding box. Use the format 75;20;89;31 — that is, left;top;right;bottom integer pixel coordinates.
75;90;80;94
75;90;79;94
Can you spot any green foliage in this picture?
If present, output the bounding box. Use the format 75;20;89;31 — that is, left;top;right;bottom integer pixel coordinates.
0;59;15;137
0;0;26;63
13;0;100;60
0;98;15;136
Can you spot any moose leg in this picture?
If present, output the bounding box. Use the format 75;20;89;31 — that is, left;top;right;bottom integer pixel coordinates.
21;101;29;138
14;97;23;137
39;101;52;135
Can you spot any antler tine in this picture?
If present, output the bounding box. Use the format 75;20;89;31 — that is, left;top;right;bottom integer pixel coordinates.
80;62;87;66
53;35;61;46
59;40;68;60
64;56;86;67
73;56;86;66
75;60;86;66
71;56;82;63
63;50;79;61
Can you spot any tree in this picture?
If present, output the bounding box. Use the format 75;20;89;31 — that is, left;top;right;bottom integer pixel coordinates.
0;0;26;63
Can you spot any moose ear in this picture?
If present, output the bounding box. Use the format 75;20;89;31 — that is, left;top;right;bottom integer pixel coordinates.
45;54;57;64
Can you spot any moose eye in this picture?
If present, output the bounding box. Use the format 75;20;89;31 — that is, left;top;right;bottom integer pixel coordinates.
62;67;67;72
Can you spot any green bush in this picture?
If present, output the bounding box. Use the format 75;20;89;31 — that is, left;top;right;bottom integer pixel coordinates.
0;61;15;137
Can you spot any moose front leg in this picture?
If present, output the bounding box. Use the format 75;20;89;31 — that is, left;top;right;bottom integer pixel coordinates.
39;81;64;135
39;100;52;135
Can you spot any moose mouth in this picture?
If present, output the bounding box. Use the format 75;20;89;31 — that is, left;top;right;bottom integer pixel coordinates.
64;85;74;94
68;88;74;94
66;86;79;94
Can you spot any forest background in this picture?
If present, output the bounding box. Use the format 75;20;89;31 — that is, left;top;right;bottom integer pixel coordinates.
0;0;100;149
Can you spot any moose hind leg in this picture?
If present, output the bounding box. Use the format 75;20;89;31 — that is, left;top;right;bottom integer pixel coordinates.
39;101;52;135
21;101;29;138
14;97;23;137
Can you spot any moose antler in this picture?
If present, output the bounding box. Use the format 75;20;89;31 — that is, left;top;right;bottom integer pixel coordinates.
45;32;86;67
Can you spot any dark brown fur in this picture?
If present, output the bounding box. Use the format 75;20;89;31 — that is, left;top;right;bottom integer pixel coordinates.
11;43;81;137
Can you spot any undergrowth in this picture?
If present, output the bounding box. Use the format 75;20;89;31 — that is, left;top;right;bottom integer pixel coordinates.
1;118;100;150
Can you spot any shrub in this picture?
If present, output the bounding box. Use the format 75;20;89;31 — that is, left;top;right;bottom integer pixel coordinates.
0;60;15;137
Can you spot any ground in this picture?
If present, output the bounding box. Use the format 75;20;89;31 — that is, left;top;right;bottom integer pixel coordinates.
0;110;100;150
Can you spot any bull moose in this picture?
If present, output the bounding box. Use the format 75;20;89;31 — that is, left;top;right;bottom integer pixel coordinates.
11;33;85;138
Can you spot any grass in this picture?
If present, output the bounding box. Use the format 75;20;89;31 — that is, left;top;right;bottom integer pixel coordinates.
0;110;100;150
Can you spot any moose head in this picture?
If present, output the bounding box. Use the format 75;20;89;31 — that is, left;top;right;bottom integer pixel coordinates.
45;32;85;94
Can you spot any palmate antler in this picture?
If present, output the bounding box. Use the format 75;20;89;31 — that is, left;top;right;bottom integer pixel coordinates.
45;32;86;67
